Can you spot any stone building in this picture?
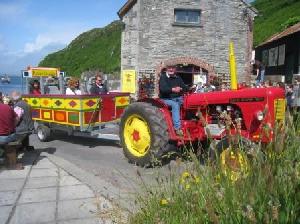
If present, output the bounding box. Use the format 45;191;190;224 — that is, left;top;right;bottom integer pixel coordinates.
118;0;257;97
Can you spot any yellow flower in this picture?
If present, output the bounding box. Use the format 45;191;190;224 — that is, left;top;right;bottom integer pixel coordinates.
193;176;200;184
215;174;221;182
185;184;191;190
230;151;237;158
182;171;190;178
179;171;191;184
160;198;168;206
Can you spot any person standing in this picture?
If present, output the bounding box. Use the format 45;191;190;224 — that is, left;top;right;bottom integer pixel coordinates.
255;60;265;86
90;74;108;94
286;85;294;112
11;91;34;151
293;79;300;112
159;66;188;136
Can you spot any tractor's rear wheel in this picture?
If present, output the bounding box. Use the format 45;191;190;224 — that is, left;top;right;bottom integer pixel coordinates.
209;137;253;181
120;102;172;166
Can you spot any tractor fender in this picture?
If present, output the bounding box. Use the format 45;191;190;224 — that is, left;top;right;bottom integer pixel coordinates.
139;98;168;108
139;98;178;140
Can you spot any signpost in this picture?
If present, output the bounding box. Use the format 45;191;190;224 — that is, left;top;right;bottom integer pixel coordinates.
22;67;60;78
121;70;136;94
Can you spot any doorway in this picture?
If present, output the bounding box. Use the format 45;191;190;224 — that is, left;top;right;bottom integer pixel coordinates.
285;53;295;84
161;64;209;87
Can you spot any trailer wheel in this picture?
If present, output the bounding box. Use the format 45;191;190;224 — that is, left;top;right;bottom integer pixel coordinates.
209;137;252;181
120;102;172;166
37;125;51;142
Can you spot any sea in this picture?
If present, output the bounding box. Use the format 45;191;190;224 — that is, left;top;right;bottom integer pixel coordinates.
0;75;24;95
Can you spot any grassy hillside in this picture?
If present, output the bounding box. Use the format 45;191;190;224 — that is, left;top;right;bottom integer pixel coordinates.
253;0;300;46
39;21;122;76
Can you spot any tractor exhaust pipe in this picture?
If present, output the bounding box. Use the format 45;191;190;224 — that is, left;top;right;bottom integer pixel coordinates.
229;42;238;90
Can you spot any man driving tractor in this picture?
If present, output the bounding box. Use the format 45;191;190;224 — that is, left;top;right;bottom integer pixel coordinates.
159;66;188;136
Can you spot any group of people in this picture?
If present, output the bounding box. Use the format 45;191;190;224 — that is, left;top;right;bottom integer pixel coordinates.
65;74;108;95
29;74;108;96
0;74;109;167
0;91;34;168
285;79;300;112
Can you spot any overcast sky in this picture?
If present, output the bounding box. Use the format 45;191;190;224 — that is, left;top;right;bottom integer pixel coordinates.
0;0;127;74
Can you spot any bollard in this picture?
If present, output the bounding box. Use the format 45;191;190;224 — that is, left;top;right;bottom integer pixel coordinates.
5;145;17;168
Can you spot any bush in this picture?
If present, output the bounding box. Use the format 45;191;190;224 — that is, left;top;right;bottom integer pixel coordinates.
130;115;300;223
281;16;300;29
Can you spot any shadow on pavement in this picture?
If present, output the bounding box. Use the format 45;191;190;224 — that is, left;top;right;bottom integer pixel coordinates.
51;132;120;148
0;146;57;170
19;147;57;167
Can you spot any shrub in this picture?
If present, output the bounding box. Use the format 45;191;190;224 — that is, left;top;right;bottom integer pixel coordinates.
281;16;300;29
130;116;300;223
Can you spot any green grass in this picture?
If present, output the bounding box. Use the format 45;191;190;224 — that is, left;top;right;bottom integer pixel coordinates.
253;0;300;46
130;115;300;223
39;21;122;77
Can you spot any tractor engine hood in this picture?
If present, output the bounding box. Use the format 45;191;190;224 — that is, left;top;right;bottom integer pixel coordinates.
184;87;285;109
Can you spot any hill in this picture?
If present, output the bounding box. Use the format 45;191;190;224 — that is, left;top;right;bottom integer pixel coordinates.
253;0;300;46
39;21;122;76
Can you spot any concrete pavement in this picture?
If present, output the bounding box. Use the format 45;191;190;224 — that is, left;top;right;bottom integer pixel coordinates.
0;151;127;224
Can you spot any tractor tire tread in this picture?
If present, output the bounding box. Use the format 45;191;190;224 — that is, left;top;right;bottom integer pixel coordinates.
120;102;172;166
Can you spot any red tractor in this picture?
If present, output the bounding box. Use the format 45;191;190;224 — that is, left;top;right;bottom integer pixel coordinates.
119;44;285;167
119;85;285;166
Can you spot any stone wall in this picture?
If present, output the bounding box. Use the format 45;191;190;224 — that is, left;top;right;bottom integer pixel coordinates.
121;0;140;71
121;0;255;82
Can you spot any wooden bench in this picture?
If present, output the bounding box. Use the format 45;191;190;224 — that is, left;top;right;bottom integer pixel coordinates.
0;137;25;169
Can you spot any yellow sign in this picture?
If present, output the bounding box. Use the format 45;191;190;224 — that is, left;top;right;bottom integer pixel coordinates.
121;70;136;93
31;68;59;77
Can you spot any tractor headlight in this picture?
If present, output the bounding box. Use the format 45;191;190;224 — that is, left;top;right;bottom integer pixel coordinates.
256;111;264;121
216;106;222;112
227;105;233;111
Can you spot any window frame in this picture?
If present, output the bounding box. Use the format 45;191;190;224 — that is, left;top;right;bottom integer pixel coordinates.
173;8;202;27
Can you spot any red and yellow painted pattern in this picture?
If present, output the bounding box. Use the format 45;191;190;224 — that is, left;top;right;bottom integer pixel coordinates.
23;94;130;128
115;96;130;108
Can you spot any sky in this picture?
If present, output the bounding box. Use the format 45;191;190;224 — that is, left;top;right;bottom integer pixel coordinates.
0;0;127;75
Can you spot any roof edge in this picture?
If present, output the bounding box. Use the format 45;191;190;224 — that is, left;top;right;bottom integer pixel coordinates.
256;22;300;48
118;0;137;19
117;0;257;19
240;0;258;14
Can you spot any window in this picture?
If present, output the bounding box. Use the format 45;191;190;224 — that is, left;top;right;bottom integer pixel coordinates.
174;9;201;25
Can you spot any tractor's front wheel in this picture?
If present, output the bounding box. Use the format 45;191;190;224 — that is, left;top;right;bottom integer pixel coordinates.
209;137;253;181
120;102;172;166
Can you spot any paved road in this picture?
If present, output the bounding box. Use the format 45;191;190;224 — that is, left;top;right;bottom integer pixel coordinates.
30;129;190;208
